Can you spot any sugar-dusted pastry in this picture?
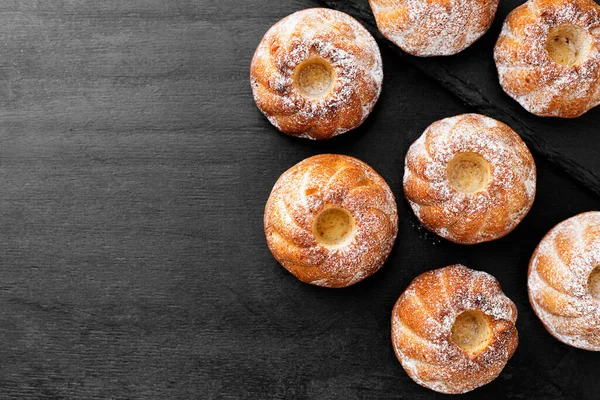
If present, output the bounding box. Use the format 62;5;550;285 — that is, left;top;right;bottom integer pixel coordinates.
494;0;600;118
250;8;383;140
528;211;600;350
264;154;398;287
392;264;518;394
369;0;500;56
403;114;536;244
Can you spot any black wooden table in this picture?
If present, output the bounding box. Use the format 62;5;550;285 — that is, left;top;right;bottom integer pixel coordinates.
0;1;598;399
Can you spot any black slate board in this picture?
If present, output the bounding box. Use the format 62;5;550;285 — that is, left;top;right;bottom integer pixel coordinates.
319;0;600;197
0;1;598;399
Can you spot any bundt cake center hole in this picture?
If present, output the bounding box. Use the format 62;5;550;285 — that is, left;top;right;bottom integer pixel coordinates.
313;207;355;247
588;267;600;300
450;310;493;354
546;25;593;66
447;153;491;194
294;59;334;99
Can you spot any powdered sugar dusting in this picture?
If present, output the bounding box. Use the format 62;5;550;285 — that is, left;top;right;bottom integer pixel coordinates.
264;154;398;288
403;114;536;244
250;8;383;139
528;211;600;351
391;265;518;394
370;0;499;56
494;0;600;118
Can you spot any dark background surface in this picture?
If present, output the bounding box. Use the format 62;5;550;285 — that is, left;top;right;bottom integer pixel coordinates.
0;0;598;399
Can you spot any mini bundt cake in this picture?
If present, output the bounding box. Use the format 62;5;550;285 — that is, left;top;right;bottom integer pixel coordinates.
403;114;536;244
369;0;500;56
528;211;600;350
494;0;600;118
250;8;383;140
392;265;519;394
264;154;398;288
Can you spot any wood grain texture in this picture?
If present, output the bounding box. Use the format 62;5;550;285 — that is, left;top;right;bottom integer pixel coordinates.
0;0;597;399
319;0;600;198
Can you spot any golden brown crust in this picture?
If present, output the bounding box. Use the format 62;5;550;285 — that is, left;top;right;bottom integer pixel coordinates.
369;0;500;56
250;8;383;140
391;265;518;394
494;0;600;118
264;154;398;288
403;114;536;244
528;212;600;350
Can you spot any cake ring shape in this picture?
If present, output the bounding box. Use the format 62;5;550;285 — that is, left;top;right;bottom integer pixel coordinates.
391;264;519;394
494;0;600;118
403;113;536;244
264;154;398;288
250;8;383;140
369;0;500;56
528;211;600;351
